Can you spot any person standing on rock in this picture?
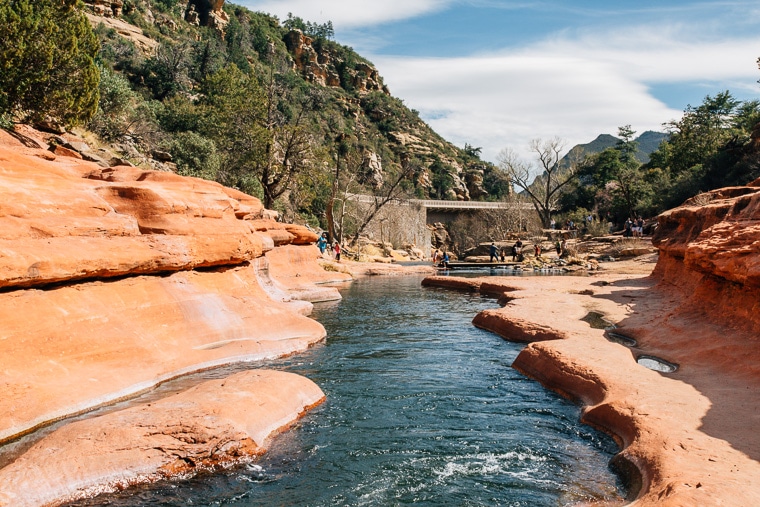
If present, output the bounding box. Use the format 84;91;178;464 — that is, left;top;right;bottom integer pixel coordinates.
317;233;328;256
489;242;498;262
333;242;341;262
432;249;441;265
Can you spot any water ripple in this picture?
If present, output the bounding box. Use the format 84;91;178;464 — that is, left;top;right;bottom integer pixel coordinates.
65;275;622;507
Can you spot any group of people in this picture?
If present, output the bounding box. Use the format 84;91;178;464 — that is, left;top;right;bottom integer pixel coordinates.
431;249;450;268
317;233;341;262
623;216;645;238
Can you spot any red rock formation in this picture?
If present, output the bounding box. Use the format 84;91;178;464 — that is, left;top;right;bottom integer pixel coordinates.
0;126;349;504
652;181;760;332
0;370;324;507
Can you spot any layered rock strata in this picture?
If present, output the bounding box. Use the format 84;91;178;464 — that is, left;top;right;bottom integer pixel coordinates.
423;181;760;507
0;127;349;504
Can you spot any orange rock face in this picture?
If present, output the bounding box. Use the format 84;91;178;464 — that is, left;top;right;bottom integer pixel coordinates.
0;127;339;504
423;201;760;507
0;149;274;288
0;370;325;507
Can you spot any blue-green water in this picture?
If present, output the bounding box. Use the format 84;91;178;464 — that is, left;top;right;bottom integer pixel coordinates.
68;275;623;506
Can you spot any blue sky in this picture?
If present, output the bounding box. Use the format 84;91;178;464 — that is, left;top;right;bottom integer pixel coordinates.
238;0;760;162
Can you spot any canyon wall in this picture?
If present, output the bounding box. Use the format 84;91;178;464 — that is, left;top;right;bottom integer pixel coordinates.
651;181;760;335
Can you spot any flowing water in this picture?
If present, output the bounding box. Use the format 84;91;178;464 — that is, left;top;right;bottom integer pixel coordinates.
66;275;623;506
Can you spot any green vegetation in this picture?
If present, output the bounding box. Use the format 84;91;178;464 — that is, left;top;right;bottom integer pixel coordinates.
0;0;100;126
555;92;760;230
31;0;500;232
4;0;754;239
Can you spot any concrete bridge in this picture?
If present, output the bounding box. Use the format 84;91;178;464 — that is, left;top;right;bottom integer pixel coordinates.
345;194;534;254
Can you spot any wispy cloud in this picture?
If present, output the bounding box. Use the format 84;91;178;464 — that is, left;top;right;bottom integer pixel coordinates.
237;1;760;163
373;24;760;162
239;0;453;28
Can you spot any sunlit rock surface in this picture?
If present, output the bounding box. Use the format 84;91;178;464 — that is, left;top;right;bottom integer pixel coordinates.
0;370;325;507
0;126;341;505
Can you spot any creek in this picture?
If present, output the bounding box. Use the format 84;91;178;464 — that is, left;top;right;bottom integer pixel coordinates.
67;274;623;506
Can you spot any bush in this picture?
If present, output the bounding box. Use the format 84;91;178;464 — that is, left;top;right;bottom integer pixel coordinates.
169;131;220;180
88;65;136;140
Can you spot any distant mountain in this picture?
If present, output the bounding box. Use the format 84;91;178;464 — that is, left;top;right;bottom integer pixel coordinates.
563;131;668;166
634;131;669;162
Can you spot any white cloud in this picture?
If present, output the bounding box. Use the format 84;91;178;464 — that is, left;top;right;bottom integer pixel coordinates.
238;0;452;28
371;25;760;163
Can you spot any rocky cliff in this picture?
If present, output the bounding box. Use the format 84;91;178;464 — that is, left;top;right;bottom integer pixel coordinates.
0;125;350;505
652;181;760;328
284;29;389;94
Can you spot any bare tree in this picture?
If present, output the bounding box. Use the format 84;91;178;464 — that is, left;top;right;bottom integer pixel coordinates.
346;159;417;247
325;134;360;243
255;76;320;209
497;137;578;228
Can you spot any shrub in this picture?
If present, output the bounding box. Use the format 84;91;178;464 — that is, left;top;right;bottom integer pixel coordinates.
169;131;220;180
89;65;136;140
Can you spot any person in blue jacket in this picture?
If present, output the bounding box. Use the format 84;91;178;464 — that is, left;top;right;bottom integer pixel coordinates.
317;233;328;254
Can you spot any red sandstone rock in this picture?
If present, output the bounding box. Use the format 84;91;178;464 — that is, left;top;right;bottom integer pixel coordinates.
0;266;326;445
51;144;82;159
0;370;325;507
421;275;481;291
0;142;277;289
0;126;335;456
435;247;760;505
262;244;350;302
284;223;319;245
653;184;760;289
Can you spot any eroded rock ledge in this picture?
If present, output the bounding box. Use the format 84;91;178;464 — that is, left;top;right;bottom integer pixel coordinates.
0;127;349;505
423;180;760;506
0;370;324;507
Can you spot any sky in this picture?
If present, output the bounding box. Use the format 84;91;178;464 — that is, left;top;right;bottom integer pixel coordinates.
238;0;760;163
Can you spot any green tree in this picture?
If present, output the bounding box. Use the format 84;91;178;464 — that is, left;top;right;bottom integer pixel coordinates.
0;0;100;126
570;126;653;224
646;91;760;209
663;91;740;176
198;64;267;195
430;158;454;199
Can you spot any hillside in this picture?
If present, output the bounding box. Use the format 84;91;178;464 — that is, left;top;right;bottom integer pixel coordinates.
72;0;510;233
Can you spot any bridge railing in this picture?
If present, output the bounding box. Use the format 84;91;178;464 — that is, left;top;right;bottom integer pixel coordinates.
344;193;532;210
418;199;515;209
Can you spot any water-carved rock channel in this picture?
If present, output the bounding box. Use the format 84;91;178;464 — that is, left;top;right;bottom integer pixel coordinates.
68;275;624;506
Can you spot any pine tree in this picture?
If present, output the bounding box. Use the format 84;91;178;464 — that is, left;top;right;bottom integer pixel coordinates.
0;0;100;126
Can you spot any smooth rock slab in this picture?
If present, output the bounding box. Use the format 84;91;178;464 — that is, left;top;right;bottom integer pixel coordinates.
0;266;326;444
0;370;325;507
